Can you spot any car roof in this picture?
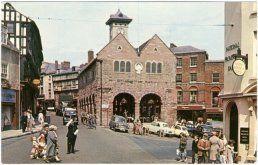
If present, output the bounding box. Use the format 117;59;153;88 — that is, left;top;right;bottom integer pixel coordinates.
65;108;76;111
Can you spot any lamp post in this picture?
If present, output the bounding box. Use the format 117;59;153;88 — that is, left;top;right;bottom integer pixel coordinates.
97;59;103;126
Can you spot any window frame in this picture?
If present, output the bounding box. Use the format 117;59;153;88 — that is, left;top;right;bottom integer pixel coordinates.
190;57;197;67
190;90;197;103
212;73;220;83
1;63;8;79
176;58;182;68
190;73;197;82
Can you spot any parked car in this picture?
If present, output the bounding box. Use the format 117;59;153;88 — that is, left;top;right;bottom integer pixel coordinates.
109;115;129;133
143;121;174;137
185;123;197;137
62;107;78;125
172;125;189;137
194;124;213;138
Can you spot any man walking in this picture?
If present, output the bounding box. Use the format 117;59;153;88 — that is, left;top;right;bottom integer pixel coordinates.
197;133;210;163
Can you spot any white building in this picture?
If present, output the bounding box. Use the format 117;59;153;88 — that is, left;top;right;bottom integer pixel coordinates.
221;2;257;163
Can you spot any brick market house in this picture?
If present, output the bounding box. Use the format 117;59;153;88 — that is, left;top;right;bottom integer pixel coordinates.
77;10;177;126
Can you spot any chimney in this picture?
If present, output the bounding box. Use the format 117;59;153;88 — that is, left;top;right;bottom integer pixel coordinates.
88;49;94;63
72;66;76;71
55;60;58;70
61;61;70;70
170;43;177;49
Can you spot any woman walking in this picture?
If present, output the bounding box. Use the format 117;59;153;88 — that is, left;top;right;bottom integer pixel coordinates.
209;131;220;163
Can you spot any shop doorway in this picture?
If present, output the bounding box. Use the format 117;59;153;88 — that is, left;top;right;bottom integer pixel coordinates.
113;93;135;119
230;103;238;151
140;93;161;122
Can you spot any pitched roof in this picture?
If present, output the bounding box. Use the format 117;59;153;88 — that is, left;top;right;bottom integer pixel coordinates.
106;9;132;25
171;45;205;54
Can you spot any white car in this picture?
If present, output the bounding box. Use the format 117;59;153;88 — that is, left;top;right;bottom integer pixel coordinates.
172;125;189;137
143;121;174;136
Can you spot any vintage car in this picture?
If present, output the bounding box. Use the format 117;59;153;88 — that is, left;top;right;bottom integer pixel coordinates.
194;124;213;138
143;121;174;136
172;125;189;137
62;107;78;125
109;115;129;133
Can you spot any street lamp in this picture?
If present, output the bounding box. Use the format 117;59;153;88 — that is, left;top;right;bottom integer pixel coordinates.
96;59;103;126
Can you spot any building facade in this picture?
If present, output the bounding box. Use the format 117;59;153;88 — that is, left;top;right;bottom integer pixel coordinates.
220;2;257;163
52;66;80;110
172;44;224;123
2;3;44;117
1;25;20;131
78;10;177;126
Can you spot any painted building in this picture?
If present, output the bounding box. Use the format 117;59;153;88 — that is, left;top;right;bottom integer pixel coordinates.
1;25;20;131
220;2;257;163
78;10;177;126
171;44;224;123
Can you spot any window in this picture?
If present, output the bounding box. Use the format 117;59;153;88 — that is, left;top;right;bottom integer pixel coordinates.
1;63;8;79
1;26;7;44
152;63;156;73
114;61;131;73
126;61;131;72
157;63;162;73
190;73;197;82
190;57;197;67
190;91;197;103
146;62;151;73
212;91;219;107
114;61;119;72
212;73;220;83
176;74;182;83
176;58;182;67
177;91;183;103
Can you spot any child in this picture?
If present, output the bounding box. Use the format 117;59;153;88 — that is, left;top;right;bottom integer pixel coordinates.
30;136;39;159
219;150;226;163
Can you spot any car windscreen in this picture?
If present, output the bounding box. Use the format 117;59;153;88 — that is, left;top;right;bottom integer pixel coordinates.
203;127;212;132
115;117;126;123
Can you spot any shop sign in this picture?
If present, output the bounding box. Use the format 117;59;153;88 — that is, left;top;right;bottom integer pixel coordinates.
240;127;249;144
232;59;246;76
226;42;240;52
1;89;16;103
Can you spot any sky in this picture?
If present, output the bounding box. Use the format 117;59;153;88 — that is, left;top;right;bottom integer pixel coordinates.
9;1;225;66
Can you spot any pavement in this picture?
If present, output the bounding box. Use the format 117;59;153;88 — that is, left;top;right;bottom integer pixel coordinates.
1;125;43;140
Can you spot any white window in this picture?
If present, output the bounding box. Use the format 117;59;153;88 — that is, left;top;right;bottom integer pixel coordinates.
190;57;197;67
212;73;220;83
1;63;8;79
190;91;197;103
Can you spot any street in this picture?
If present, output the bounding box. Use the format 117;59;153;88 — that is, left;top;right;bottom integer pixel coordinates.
2;111;193;164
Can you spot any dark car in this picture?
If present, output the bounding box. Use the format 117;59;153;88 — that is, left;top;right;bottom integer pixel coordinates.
62;108;78;125
109;115;129;133
185;123;197;137
194;124;213;138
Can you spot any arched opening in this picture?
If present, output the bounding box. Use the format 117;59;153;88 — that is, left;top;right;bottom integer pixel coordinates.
113;93;135;119
140;93;161;122
230;103;238;151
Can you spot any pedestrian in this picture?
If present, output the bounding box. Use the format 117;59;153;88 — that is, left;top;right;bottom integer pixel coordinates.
192;135;199;164
45;125;61;163
27;108;35;131
178;133;187;162
66;116;78;154
30;135;40;159
92;114;97;129
38;110;44;126
219;150;226;163
209;131;221;163
225;140;235;163
37;124;49;159
21;111;27;133
197;133;210;163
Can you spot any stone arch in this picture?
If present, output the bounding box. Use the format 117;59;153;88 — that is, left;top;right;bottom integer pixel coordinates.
140;93;162;122
113;93;135;118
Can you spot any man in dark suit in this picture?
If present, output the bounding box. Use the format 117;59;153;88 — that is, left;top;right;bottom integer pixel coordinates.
66;116;78;154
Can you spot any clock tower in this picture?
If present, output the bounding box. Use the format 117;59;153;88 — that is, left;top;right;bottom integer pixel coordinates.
106;9;132;41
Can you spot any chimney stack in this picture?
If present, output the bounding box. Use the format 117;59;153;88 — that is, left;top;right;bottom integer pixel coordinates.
170;43;177;49
88;49;94;63
55;60;58;70
72;66;76;71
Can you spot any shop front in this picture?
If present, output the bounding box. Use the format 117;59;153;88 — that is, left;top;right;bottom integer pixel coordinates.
1;88;18;131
